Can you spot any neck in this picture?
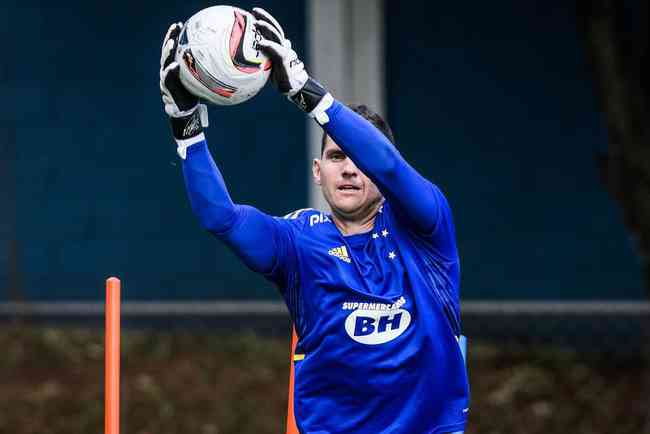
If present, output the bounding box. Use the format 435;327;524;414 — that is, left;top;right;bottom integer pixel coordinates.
330;199;383;236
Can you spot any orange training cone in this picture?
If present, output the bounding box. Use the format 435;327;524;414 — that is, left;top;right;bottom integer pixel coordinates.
286;326;299;434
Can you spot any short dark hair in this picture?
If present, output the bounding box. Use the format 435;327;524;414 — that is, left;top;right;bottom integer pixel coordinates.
320;104;395;155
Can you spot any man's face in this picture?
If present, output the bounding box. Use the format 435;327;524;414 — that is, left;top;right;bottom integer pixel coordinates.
313;135;383;219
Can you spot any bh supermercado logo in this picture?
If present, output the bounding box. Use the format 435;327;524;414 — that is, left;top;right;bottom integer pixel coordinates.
342;297;411;345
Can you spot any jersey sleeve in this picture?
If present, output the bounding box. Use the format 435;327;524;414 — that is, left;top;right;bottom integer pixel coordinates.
320;100;453;248
181;139;298;288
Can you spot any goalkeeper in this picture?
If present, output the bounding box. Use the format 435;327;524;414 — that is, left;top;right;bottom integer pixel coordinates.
160;9;468;434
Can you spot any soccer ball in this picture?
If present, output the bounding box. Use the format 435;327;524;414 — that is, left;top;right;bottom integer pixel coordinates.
175;5;271;106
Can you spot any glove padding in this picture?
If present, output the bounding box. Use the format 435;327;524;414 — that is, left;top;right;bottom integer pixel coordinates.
160;22;209;155
252;7;332;117
251;8;307;97
160;22;199;117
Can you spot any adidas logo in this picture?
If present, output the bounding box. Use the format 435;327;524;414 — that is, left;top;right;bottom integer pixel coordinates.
328;245;351;263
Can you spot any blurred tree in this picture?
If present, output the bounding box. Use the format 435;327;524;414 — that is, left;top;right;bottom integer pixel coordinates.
577;0;650;295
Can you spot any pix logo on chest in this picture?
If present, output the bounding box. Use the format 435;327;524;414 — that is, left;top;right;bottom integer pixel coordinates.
342;297;411;345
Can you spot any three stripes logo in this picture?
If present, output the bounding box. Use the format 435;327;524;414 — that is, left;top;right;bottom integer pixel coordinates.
328;245;351;263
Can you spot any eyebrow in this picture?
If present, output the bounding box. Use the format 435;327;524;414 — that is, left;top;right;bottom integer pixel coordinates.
325;149;345;157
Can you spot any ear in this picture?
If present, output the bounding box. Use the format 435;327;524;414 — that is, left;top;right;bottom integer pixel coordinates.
312;158;322;185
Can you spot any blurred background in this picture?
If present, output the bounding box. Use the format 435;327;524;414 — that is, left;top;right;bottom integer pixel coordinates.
1;0;648;433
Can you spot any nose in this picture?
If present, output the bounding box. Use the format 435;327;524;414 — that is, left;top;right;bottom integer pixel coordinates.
341;158;358;178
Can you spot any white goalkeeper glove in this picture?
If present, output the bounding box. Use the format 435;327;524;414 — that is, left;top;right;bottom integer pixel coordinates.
252;7;334;123
159;22;208;157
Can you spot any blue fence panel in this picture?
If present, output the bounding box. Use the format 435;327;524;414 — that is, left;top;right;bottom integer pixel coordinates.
2;1;306;301
385;1;643;299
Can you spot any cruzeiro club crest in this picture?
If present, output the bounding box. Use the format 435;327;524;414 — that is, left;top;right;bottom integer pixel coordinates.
342;297;411;345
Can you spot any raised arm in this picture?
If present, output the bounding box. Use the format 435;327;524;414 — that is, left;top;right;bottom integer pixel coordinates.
159;22;290;279
182;138;294;277
320;102;445;234
254;9;448;235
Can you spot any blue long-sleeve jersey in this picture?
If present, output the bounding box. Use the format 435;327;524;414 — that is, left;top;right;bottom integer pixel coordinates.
181;100;469;433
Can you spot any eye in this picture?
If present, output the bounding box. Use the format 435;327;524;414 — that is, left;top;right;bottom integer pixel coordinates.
329;152;345;161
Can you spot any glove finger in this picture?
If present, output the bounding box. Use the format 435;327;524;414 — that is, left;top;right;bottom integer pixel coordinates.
160;38;176;69
161;92;172;105
257;38;287;63
254;20;284;45
163;62;181;88
160;68;172;95
162;94;175;108
251;7;285;39
161;22;183;68
257;40;293;94
164;61;199;111
162;22;182;49
160;65;169;91
288;56;305;73
162;23;176;48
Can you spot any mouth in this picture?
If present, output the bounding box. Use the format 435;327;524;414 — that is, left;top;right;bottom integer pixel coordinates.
337;184;361;193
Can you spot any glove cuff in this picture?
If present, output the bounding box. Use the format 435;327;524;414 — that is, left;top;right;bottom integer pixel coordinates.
289;78;328;113
308;92;334;125
169;104;209;159
175;133;206;159
169;104;209;139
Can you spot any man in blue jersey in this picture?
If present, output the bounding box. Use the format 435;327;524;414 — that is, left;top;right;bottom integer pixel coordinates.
160;8;469;434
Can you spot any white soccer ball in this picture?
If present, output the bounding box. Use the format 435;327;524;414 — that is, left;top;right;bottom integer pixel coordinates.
175;5;271;106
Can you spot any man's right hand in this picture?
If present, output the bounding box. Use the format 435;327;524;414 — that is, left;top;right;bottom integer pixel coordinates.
159;22;199;117
159;22;208;158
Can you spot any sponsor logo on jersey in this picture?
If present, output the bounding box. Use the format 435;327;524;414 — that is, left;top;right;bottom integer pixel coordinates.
281;209;330;227
309;213;330;226
342;297;410;345
328;245;351;263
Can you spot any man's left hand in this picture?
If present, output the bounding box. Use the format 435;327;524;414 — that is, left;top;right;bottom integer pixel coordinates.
253;7;333;118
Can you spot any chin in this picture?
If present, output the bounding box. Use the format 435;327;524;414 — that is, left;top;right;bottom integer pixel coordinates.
333;203;359;214
333;198;367;216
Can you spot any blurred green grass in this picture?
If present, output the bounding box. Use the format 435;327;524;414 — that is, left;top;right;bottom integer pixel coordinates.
0;325;648;434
